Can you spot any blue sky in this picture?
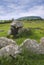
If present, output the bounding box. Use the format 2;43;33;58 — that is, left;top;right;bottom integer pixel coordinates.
0;0;44;20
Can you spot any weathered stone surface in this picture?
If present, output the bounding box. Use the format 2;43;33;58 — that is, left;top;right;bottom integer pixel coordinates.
39;37;44;54
11;21;23;28
20;37;44;54
0;44;20;57
20;39;39;53
0;37;44;58
0;37;16;48
8;21;23;37
0;37;21;57
40;37;44;46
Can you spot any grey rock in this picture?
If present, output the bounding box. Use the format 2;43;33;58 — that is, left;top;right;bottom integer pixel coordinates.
0;37;16;48
0;44;20;57
0;37;44;58
20;39;39;54
39;37;44;54
20;37;44;54
11;21;23;28
7;21;23;37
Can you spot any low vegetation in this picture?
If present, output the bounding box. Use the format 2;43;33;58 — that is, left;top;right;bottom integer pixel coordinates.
0;19;44;65
0;49;44;65
0;20;44;44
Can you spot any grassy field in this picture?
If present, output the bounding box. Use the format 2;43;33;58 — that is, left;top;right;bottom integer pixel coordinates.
0;20;44;65
0;23;10;37
0;20;44;44
0;50;44;65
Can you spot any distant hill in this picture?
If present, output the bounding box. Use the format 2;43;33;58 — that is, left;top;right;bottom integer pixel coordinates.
16;16;43;21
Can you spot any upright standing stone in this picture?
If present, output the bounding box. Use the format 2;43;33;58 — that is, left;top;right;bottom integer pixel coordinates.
8;21;23;37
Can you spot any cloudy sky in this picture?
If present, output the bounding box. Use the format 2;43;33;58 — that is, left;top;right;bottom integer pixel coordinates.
0;0;44;20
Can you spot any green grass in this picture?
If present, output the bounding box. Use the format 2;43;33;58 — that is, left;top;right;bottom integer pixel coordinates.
23;21;44;28
0;23;10;37
0;20;44;65
0;20;44;44
0;50;44;65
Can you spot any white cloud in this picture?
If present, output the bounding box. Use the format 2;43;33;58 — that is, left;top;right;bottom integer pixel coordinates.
0;0;44;19
0;6;5;14
0;5;44;20
17;5;44;18
3;0;15;2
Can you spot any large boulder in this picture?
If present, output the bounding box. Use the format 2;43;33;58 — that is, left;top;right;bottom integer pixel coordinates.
20;39;39;54
40;37;44;46
20;37;44;54
11;21;23;28
0;37;44;58
39;37;44;54
0;44;20;57
0;37;21;57
0;37;16;48
8;21;23;37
